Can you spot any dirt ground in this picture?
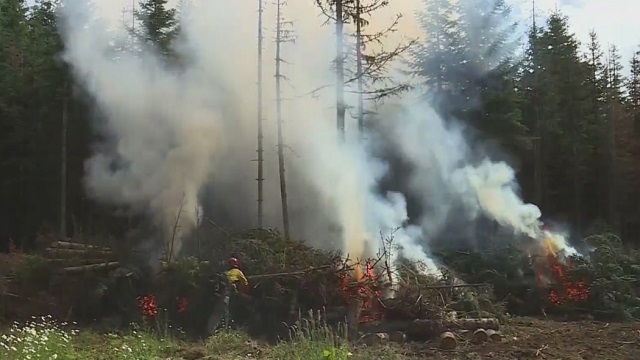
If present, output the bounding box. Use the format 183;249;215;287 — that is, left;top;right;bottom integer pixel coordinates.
396;317;640;360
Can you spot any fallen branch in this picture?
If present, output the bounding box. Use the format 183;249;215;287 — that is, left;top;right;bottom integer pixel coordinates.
424;283;489;290
247;265;335;279
205;217;236;240
62;262;119;273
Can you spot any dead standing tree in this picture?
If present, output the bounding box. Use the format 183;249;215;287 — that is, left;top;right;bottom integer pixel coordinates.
313;0;346;139
60;80;69;237
274;0;296;239
315;0;416;137
256;0;265;228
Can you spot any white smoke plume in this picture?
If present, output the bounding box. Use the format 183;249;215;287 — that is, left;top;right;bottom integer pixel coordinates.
452;160;542;238
57;0;576;273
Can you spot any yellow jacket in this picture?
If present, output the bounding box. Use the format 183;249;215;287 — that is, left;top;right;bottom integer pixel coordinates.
226;268;248;291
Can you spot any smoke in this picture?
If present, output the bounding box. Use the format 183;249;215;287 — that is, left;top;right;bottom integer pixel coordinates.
57;0;576;273
451;160;542;238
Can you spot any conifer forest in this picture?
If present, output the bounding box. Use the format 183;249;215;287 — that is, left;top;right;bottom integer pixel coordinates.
1;0;640;359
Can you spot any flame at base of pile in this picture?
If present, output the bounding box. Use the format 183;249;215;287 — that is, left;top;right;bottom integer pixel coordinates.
341;259;386;324
529;230;590;306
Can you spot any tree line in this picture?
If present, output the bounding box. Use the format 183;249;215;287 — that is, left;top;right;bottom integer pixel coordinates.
410;0;640;243
1;0;640;251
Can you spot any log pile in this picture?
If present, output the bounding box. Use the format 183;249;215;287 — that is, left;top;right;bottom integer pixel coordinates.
41;238;119;273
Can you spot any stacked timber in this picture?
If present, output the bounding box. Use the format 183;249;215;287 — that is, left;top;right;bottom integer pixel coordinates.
43;239;119;273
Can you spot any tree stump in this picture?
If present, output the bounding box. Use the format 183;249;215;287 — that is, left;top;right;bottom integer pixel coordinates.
472;328;488;344
486;329;501;342
439;331;457;350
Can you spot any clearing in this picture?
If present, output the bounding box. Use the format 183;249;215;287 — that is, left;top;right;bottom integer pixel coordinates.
401;317;640;360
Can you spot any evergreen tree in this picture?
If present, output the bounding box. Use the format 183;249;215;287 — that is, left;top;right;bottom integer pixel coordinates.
582;30;610;223
629;48;640;127
133;0;180;64
412;0;527;152
529;12;592;230
410;0;463;109
0;0;34;243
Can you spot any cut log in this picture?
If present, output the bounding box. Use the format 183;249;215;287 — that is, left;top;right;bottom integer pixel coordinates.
446;318;499;331
62;262;119;273
51;241;111;251
47;258;115;266
439;331;457;350
408;318;499;337
388;331;406;343
46;248;114;258
472;328;488;344
485;329;501;342
360;333;389;346
360;317;499;338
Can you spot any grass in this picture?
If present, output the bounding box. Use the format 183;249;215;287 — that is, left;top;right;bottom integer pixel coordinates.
0;316;406;359
0;316;176;360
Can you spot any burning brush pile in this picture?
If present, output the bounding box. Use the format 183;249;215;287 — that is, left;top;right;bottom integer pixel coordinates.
530;232;590;307
91;227;640;342
134;228;504;340
435;229;640;320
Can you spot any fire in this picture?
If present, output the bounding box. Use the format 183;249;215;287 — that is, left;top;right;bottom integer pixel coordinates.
533;234;590;306
340;259;384;323
353;263;364;281
177;296;189;313
543;236;561;257
138;294;158;318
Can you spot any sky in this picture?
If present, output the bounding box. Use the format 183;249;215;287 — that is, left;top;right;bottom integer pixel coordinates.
84;0;639;66
515;0;640;62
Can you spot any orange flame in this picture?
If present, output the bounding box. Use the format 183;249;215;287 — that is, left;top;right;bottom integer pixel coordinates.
543;236;561;257
532;236;590;305
353;263;364;281
138;294;158;318
177;296;189;313
339;259;384;323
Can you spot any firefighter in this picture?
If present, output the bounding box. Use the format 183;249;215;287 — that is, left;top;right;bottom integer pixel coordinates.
223;257;249;327
226;257;249;293
205;257;249;334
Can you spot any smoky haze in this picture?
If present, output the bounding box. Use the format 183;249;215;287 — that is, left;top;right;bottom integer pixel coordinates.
58;0;574;270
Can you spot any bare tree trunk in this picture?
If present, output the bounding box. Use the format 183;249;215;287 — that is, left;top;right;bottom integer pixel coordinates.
531;2;543;208
336;0;345;140
571;115;582;232
608;94;617;229
195;204;201;257
607;49;618;230
275;0;291;240
355;0;364;136
60;82;69;237
257;0;265;228
533;107;543;207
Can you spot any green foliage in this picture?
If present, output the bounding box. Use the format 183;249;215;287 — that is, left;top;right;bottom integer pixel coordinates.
411;0;528;153
21;254;53;288
0;316;402;360
0;316;75;359
161;256;209;292
228;228;341;274
268;316;402;360
0;316;178;359
133;0;181;66
435;232;640;320
569;234;640;320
